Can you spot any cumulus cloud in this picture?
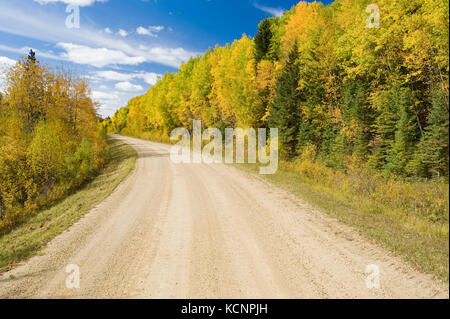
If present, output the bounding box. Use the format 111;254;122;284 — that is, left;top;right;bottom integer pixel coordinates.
136;26;164;37
136;26;156;37
34;0;107;6
91;90;117;100
56;42;193;68
115;81;144;92
145;47;194;68
0;56;17;92
116;29;128;37
139;72;160;85
0;3;197;68
90;89;138;117
57;43;146;67
95;70;160;85
0;56;16;68
0;44;64;61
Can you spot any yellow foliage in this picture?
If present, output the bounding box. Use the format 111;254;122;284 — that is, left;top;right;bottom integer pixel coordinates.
0;56;106;234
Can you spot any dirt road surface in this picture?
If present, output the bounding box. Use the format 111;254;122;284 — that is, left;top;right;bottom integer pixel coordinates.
0;135;448;299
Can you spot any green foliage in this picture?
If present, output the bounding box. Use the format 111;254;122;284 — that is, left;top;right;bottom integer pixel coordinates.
269;43;302;158
369;81;415;172
64;138;96;187
411;88;449;179
254;18;274;63
385;91;418;177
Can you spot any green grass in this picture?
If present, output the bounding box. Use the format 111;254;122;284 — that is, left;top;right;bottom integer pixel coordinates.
0;137;137;273
235;162;449;282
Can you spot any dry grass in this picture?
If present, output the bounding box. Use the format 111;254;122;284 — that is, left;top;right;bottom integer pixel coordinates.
0;137;137;273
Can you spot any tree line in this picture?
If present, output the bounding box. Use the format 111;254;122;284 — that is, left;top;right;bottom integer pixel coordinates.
106;0;448;180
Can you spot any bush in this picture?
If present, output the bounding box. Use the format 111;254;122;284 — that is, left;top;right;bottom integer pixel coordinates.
64;138;96;187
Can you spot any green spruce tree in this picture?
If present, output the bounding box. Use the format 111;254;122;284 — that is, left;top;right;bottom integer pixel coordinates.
411;88;449;179
269;42;303;158
385;88;417;177
254;18;273;63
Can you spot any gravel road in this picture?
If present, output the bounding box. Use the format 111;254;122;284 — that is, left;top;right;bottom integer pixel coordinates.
0;135;448;298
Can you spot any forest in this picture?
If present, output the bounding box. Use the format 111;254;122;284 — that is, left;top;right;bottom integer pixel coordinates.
106;0;448;182
104;3;449;268
0;51;107;234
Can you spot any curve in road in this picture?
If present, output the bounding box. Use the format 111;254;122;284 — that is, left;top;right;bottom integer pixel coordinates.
0;135;448;298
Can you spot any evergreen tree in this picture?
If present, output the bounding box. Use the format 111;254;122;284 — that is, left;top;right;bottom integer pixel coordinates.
385;88;417;177
254;18;273;63
28;49;36;62
369;82;408;170
269;42;302;158
411;88;449;179
341;80;373;160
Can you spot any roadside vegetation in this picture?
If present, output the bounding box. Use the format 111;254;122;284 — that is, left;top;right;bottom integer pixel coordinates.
0;51;107;235
0;137;137;272
104;0;449;281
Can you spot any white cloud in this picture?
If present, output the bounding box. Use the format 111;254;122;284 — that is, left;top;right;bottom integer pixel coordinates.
0;56;16;68
116;29;128;37
57;42;193;68
136;27;155;37
136;26;164;37
0;44;64;61
104;27;112;34
58;43;146;67
136;26;153;36
0;2;197;68
95;70;134;82
149;26;164;32
95;70;160;85
253;2;284;17
145;47;193;68
34;0;107;7
90;89;137;118
0;56;16;93
139;72;160;85
115;81;144;92
92;90;117;100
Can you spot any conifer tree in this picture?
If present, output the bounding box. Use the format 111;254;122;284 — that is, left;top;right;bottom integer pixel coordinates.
269;42;302;158
411;88;449;179
369;82;407;170
385;88;417;177
254;18;273;63
28;49;36;62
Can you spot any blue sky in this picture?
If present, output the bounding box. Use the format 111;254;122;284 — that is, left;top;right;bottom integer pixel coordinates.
0;0;331;117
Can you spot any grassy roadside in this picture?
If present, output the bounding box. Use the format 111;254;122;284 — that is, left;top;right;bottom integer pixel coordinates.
236;162;449;282
0;137;137;273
